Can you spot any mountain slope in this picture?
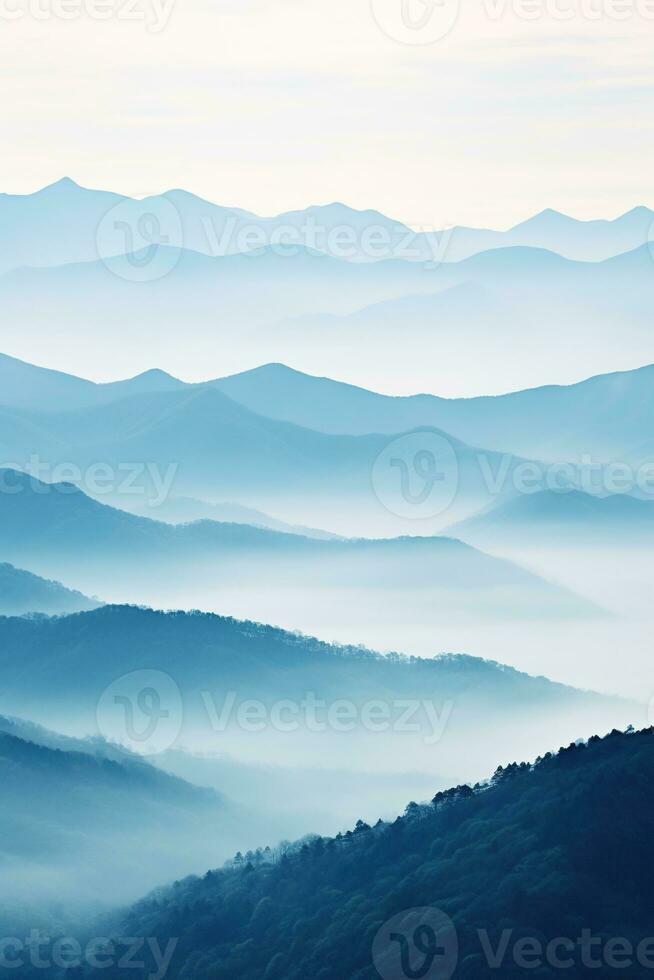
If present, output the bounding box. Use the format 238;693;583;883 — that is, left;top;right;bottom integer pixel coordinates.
0;712;142;762
0;725;257;932
0;177;124;274
123;495;340;539
448;490;654;547
0;388;536;536
0;562;99;615
85;726;653;980
214;361;654;463
4;350;654;465
0;351;184;412
0;605;635;788
0;470;602;628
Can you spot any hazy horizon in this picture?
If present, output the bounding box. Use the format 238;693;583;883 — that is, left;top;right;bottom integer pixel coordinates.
5;175;654;233
3;0;654;228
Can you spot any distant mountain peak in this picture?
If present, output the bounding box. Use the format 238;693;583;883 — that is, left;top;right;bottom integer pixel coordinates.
39;176;83;193
535;207;565;218
511;207;572;231
251;362;301;376
618;204;653;219
128;367;180;383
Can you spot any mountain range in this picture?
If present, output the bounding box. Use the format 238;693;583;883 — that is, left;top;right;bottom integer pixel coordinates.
3;351;654;468
0;377;539;535
1;179;652;275
2;192;654;393
0;470;602;630
214;361;654;464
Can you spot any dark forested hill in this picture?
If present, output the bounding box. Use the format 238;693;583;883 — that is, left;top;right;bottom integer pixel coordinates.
86;727;654;980
0;605;637;793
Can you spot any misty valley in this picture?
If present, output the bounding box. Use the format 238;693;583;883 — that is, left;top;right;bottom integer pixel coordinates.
2;179;654;979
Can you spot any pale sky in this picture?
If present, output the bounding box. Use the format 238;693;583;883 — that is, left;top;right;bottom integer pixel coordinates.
1;0;654;228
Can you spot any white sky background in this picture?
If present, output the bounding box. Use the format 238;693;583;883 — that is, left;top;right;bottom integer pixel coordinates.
1;0;654;228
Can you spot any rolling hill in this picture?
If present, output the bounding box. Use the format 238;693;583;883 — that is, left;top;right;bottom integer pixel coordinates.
0;351;183;412
80;726;654;980
0;723;261;934
123;495;339;538
4;351;654;466
0;562;99;615
0;605;636;791
214;361;654;464
447;490;654;548
0;470;601;628
0;387;536;535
